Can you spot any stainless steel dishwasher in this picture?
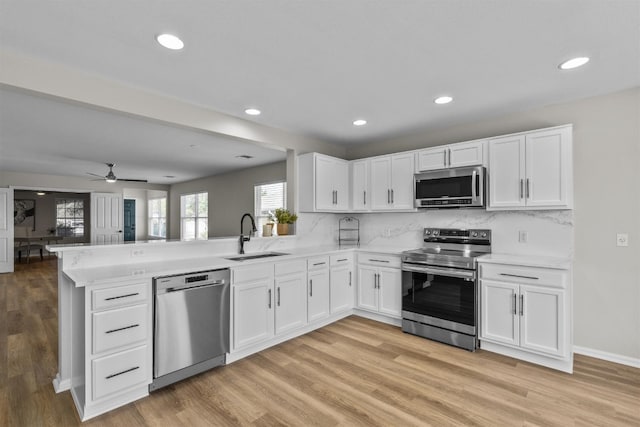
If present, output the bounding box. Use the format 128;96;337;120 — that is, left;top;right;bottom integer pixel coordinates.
150;269;230;391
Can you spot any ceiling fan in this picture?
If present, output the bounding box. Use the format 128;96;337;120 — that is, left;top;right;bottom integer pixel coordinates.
87;163;148;183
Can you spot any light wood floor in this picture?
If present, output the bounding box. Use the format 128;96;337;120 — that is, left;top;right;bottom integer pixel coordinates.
2;258;639;426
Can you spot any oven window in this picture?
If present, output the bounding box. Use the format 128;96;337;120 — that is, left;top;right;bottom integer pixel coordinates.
416;176;472;199
402;271;475;326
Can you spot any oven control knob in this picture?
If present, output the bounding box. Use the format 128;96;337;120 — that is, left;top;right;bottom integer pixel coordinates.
472;231;478;237
481;232;487;238
433;230;439;236
425;230;431;235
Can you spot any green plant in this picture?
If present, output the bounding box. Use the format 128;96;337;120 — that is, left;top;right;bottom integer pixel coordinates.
274;208;298;224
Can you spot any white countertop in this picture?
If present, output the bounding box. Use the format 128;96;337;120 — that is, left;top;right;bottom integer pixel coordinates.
478;253;572;270
62;244;405;287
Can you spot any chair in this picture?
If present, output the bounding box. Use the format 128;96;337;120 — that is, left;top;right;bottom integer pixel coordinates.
15;226;44;263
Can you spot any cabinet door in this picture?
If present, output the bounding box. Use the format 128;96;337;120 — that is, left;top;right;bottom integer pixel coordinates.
389;153;415;210
333;160;350;210
233;280;274;350
330;266;353;314
480;280;519;346
370;157;392;210
357;265;379;311
315;155;336;210
416;146;447;171
378;267;401;317
519;285;565;357
525;127;571;208
449;140;485;168
488;135;526;209
274;272;308;335
308;269;330;323
351;160;369;211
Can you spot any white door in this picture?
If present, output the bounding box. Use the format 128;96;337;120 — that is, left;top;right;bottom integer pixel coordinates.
333;160;350;211
0;188;14;273
370;157;391;210
449;140;485;168
357;265;379;311
416;146;447;171
274;272;307;335
519;285;565;357
307;269;330;323
480;280;519;346
525;128;570;208
315;156;335;210
378;267;402;317
91;193;124;244
233;280;274;350
389;153;415;210
330;266;353;314
488;135;526;209
351;160;369;211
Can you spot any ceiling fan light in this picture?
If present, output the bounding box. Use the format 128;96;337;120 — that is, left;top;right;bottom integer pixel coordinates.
106;177;117;183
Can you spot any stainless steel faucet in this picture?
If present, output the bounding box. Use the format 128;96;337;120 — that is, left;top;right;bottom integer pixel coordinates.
239;213;257;254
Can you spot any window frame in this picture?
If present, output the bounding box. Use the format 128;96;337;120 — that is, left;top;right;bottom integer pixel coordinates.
55;198;85;237
254;180;287;236
148;197;167;238
180;191;208;240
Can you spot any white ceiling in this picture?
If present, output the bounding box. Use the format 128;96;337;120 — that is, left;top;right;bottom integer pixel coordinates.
0;0;639;182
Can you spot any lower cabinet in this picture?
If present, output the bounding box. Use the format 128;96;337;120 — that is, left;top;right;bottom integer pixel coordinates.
479;260;572;372
308;256;330;323
330;254;354;314
356;253;402;318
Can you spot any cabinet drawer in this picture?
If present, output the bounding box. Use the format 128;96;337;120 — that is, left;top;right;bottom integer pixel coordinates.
93;304;148;354
480;263;567;288
357;253;401;269
233;264;273;284
330;253;353;267
275;259;306;277
307;256;330;271
92;282;148;311
92;345;149;401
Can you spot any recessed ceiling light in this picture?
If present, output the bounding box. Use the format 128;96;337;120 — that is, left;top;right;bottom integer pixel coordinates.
434;96;453;105
353;119;367;126
559;57;590;70
236;155;254;159
163;175;176;179
156;33;184;50
245;108;261;116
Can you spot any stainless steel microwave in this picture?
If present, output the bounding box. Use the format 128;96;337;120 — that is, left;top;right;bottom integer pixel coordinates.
414;166;486;208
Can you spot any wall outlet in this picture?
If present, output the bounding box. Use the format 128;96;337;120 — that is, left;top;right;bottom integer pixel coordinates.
131;249;145;257
385;228;392;237
518;230;528;243
616;233;629;247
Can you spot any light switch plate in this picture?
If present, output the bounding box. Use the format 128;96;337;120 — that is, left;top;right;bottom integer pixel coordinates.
519;230;528;243
616;233;629;247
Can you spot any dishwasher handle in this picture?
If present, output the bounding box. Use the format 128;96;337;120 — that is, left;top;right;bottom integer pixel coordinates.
161;280;226;294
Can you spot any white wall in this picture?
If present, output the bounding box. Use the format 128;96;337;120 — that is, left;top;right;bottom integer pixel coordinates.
169;161;286;239
346;87;640;361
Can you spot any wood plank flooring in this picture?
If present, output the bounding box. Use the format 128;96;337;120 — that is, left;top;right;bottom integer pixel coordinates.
2;258;639;426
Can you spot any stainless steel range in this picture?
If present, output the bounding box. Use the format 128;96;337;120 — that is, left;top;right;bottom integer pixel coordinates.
401;228;491;351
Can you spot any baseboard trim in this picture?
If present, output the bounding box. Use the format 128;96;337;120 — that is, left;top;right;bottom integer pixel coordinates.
574;346;640;368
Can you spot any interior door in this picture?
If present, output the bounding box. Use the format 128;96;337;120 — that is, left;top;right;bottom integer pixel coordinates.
91;192;124;244
0;188;14;273
123;199;136;242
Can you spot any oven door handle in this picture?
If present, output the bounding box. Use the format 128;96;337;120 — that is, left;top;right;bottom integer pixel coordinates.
402;264;475;279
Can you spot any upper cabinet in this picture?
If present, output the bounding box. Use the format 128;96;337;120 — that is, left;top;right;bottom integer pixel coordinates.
299;153;350;212
351;159;370;211
488;125;573;210
416;139;486;172
370;153;415;211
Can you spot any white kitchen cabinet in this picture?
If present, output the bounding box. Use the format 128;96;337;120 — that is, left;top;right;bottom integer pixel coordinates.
479;259;572;373
416;139;486;172
370;153;415;210
351;159;370;211
298;152;349;212
307;256;330;323
488;125;572;210
356;253;401;318
330;254;354;314
274;269;308;335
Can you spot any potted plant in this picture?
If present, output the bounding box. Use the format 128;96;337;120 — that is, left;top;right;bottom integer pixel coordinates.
262;212;275;237
274;208;298;236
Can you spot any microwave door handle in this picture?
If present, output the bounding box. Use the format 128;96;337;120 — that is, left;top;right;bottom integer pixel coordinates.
471;169;477;202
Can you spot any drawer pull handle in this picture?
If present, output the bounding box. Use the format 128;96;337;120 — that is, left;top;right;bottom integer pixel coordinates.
106;324;140;334
499;273;539;280
337;258;348;262
105;292;139;301
106;366;139;380
369;259;390;263
313;262;326;266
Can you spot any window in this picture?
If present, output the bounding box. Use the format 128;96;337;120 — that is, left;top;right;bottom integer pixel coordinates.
180;192;208;240
148;197;167;238
56;199;84;237
254;181;286;235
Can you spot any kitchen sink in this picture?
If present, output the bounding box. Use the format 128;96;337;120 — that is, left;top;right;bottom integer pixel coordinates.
224;251;289;261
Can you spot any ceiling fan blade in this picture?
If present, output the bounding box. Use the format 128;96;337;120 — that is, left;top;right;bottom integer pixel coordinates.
87;172;105;178
118;178;149;183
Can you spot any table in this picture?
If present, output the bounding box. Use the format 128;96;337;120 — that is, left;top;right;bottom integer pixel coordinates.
15;234;65;263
